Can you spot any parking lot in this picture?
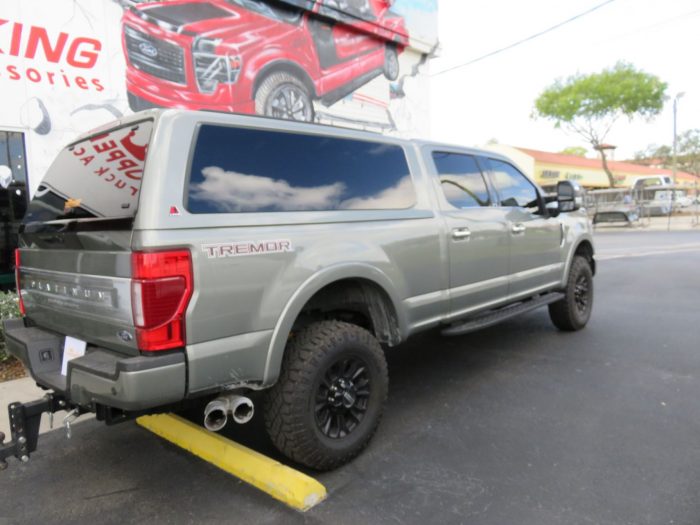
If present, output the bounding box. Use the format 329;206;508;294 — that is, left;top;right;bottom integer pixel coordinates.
2;230;700;525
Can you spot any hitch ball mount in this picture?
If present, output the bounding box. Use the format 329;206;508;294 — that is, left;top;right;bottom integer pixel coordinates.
0;394;69;470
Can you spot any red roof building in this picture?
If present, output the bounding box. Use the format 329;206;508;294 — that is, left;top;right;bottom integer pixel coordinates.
486;145;698;189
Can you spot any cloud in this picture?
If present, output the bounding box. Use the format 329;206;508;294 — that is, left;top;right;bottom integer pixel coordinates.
341;175;415;209
189;168;415;212
189;166;346;212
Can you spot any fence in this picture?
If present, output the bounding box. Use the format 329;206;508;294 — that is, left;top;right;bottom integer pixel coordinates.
584;185;700;228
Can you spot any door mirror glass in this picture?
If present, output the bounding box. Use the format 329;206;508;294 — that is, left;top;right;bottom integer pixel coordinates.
557;180;582;212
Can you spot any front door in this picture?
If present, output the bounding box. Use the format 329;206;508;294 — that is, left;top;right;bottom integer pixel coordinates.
485;158;563;297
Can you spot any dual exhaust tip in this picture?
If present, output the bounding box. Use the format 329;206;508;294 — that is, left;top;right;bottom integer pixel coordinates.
203;394;254;432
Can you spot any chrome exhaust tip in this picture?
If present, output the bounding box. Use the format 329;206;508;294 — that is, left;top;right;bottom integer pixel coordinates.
203;394;254;431
229;395;254;424
203;398;229;432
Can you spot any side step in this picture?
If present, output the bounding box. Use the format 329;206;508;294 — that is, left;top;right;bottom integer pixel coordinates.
441;292;565;337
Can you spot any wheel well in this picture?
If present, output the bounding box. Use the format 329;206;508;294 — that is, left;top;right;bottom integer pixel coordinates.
252;61;316;100
574;240;596;275
293;278;401;346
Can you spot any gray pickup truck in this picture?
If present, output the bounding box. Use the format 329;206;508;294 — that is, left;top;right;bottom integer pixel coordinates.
1;110;594;471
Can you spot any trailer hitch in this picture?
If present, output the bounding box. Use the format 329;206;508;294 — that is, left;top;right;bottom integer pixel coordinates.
0;394;68;470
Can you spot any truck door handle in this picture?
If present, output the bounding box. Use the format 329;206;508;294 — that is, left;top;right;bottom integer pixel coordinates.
511;223;526;234
452;228;471;240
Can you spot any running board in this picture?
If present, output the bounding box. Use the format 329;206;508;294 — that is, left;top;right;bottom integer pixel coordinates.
441;292;565;337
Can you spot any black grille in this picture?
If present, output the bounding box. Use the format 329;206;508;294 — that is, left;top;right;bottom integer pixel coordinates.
124;26;186;85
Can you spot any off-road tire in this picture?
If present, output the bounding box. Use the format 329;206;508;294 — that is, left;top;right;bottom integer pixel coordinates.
383;45;400;81
549;255;594;331
254;72;314;122
264;320;388;471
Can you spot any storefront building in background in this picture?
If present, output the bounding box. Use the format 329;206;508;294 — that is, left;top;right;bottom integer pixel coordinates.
490;145;697;190
0;0;438;281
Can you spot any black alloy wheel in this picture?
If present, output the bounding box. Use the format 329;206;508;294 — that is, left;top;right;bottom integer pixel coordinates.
574;274;590;314
315;356;371;439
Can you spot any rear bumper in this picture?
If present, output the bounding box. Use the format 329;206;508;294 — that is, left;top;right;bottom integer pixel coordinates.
2;319;186;412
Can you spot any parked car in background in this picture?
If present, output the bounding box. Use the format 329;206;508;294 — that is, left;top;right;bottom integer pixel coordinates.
122;0;408;121
652;190;693;210
632;175;673;190
585;188;639;225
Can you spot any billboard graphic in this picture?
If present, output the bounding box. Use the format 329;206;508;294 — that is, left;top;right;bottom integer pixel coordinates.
0;0;437;196
122;0;409;121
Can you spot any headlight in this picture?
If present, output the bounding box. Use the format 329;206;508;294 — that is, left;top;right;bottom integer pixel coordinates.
193;37;221;54
193;38;241;93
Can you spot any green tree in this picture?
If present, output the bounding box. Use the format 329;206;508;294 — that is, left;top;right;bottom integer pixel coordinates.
677;129;700;177
560;146;587;157
633;130;700;177
534;62;667;187
633;144;671;165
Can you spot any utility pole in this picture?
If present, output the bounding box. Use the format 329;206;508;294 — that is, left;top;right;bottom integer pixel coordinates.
668;92;684;231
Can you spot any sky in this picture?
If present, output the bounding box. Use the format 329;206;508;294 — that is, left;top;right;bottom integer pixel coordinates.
429;0;700;160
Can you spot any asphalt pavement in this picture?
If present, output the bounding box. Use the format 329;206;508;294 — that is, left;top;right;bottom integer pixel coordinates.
1;230;700;525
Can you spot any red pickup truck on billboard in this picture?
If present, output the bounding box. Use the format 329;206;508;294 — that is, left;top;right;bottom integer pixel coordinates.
122;0;408;121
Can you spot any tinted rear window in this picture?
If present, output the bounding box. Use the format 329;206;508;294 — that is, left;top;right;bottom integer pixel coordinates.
187;125;415;213
23;120;153;225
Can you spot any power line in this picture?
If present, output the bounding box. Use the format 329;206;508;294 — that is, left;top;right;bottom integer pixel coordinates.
592;8;700;47
431;0;617;77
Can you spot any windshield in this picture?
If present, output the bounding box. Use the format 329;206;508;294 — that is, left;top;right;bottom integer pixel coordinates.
225;0;302;24
23;119;153;225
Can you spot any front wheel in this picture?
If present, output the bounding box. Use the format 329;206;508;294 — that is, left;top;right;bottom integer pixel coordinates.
549;255;594;331
254;72;314;122
264;320;388;471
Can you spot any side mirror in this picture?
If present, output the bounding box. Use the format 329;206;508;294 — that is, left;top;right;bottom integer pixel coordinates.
545;200;560;217
557;180;582;212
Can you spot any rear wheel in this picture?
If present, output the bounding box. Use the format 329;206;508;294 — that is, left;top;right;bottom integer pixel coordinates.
549;255;594;331
254;72;314;122
264;320;388;471
383;45;399;81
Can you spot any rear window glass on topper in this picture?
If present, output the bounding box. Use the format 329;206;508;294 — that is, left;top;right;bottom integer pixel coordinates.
23;120;152;225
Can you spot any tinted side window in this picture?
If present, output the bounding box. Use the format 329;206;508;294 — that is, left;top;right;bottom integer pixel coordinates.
187;125;415;213
432;152;490;209
489;159;539;208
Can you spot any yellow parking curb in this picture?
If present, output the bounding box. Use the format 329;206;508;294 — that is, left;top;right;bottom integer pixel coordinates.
136;414;327;511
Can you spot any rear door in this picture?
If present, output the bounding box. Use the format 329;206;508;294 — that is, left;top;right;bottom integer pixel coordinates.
429;150;510;319
18;119;155;356
483;157;563;297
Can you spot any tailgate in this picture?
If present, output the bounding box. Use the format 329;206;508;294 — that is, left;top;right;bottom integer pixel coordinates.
18;235;137;355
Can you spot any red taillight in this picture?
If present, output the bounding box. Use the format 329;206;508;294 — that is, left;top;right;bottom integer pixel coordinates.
15;249;25;316
131;250;193;352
